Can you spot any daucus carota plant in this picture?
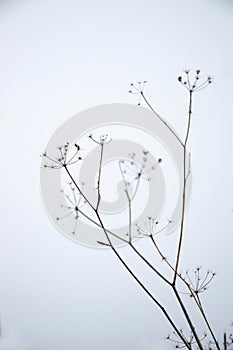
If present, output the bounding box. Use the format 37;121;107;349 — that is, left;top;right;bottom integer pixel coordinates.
42;70;232;349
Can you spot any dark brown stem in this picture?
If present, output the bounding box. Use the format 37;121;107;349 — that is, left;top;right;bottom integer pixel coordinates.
224;332;227;350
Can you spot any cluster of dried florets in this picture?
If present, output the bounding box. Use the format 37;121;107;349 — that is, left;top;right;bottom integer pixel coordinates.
128;80;148;105
56;182;86;235
119;150;162;188
135;217;172;238
88;133;112;145
184;267;216;296
41;142;82;169
167;329;207;349
178;69;212;93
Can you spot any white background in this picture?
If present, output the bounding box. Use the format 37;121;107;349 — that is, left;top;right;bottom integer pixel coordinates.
0;0;233;349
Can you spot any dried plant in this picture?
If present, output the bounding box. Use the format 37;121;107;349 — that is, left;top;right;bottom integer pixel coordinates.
42;69;232;349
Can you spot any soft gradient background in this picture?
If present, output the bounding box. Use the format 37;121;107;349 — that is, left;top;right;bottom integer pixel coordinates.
0;0;233;349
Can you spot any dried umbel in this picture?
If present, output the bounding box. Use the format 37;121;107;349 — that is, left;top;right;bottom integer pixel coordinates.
178;69;212;92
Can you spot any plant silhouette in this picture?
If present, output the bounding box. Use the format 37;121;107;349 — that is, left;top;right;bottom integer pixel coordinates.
42;70;232;349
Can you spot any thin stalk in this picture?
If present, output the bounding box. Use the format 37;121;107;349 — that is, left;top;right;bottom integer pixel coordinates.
224;332;227;350
96;143;104;211
172;286;204;350
125;189;132;243
173;90;192;285
195;294;220;350
64;165;96;212
123;184;172;285
150;234;172;266
129;242;172;286
141;92;184;147
76;207;129;244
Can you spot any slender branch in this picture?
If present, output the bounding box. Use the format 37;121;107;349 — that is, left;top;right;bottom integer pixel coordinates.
125;189;132;243
141;91;184;147
224;332;227;350
185;91;193;146
64;165;96;211
96;143;104;211
173;90;193;285
76;207;129;244
118;160;142;202
172;286;204;350
129;242;172;286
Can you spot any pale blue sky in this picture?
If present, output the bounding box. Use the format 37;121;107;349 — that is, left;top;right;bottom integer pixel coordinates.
0;0;233;349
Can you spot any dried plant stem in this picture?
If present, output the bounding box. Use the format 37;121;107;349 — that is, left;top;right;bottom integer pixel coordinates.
172;286;204;350
196;295;220;350
124;189;132;243
96;143;104;211
123;185;172;285
141;91;184;147
64;165;96;212
173;90;192;285
224;332;227;350
129;242;172;285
